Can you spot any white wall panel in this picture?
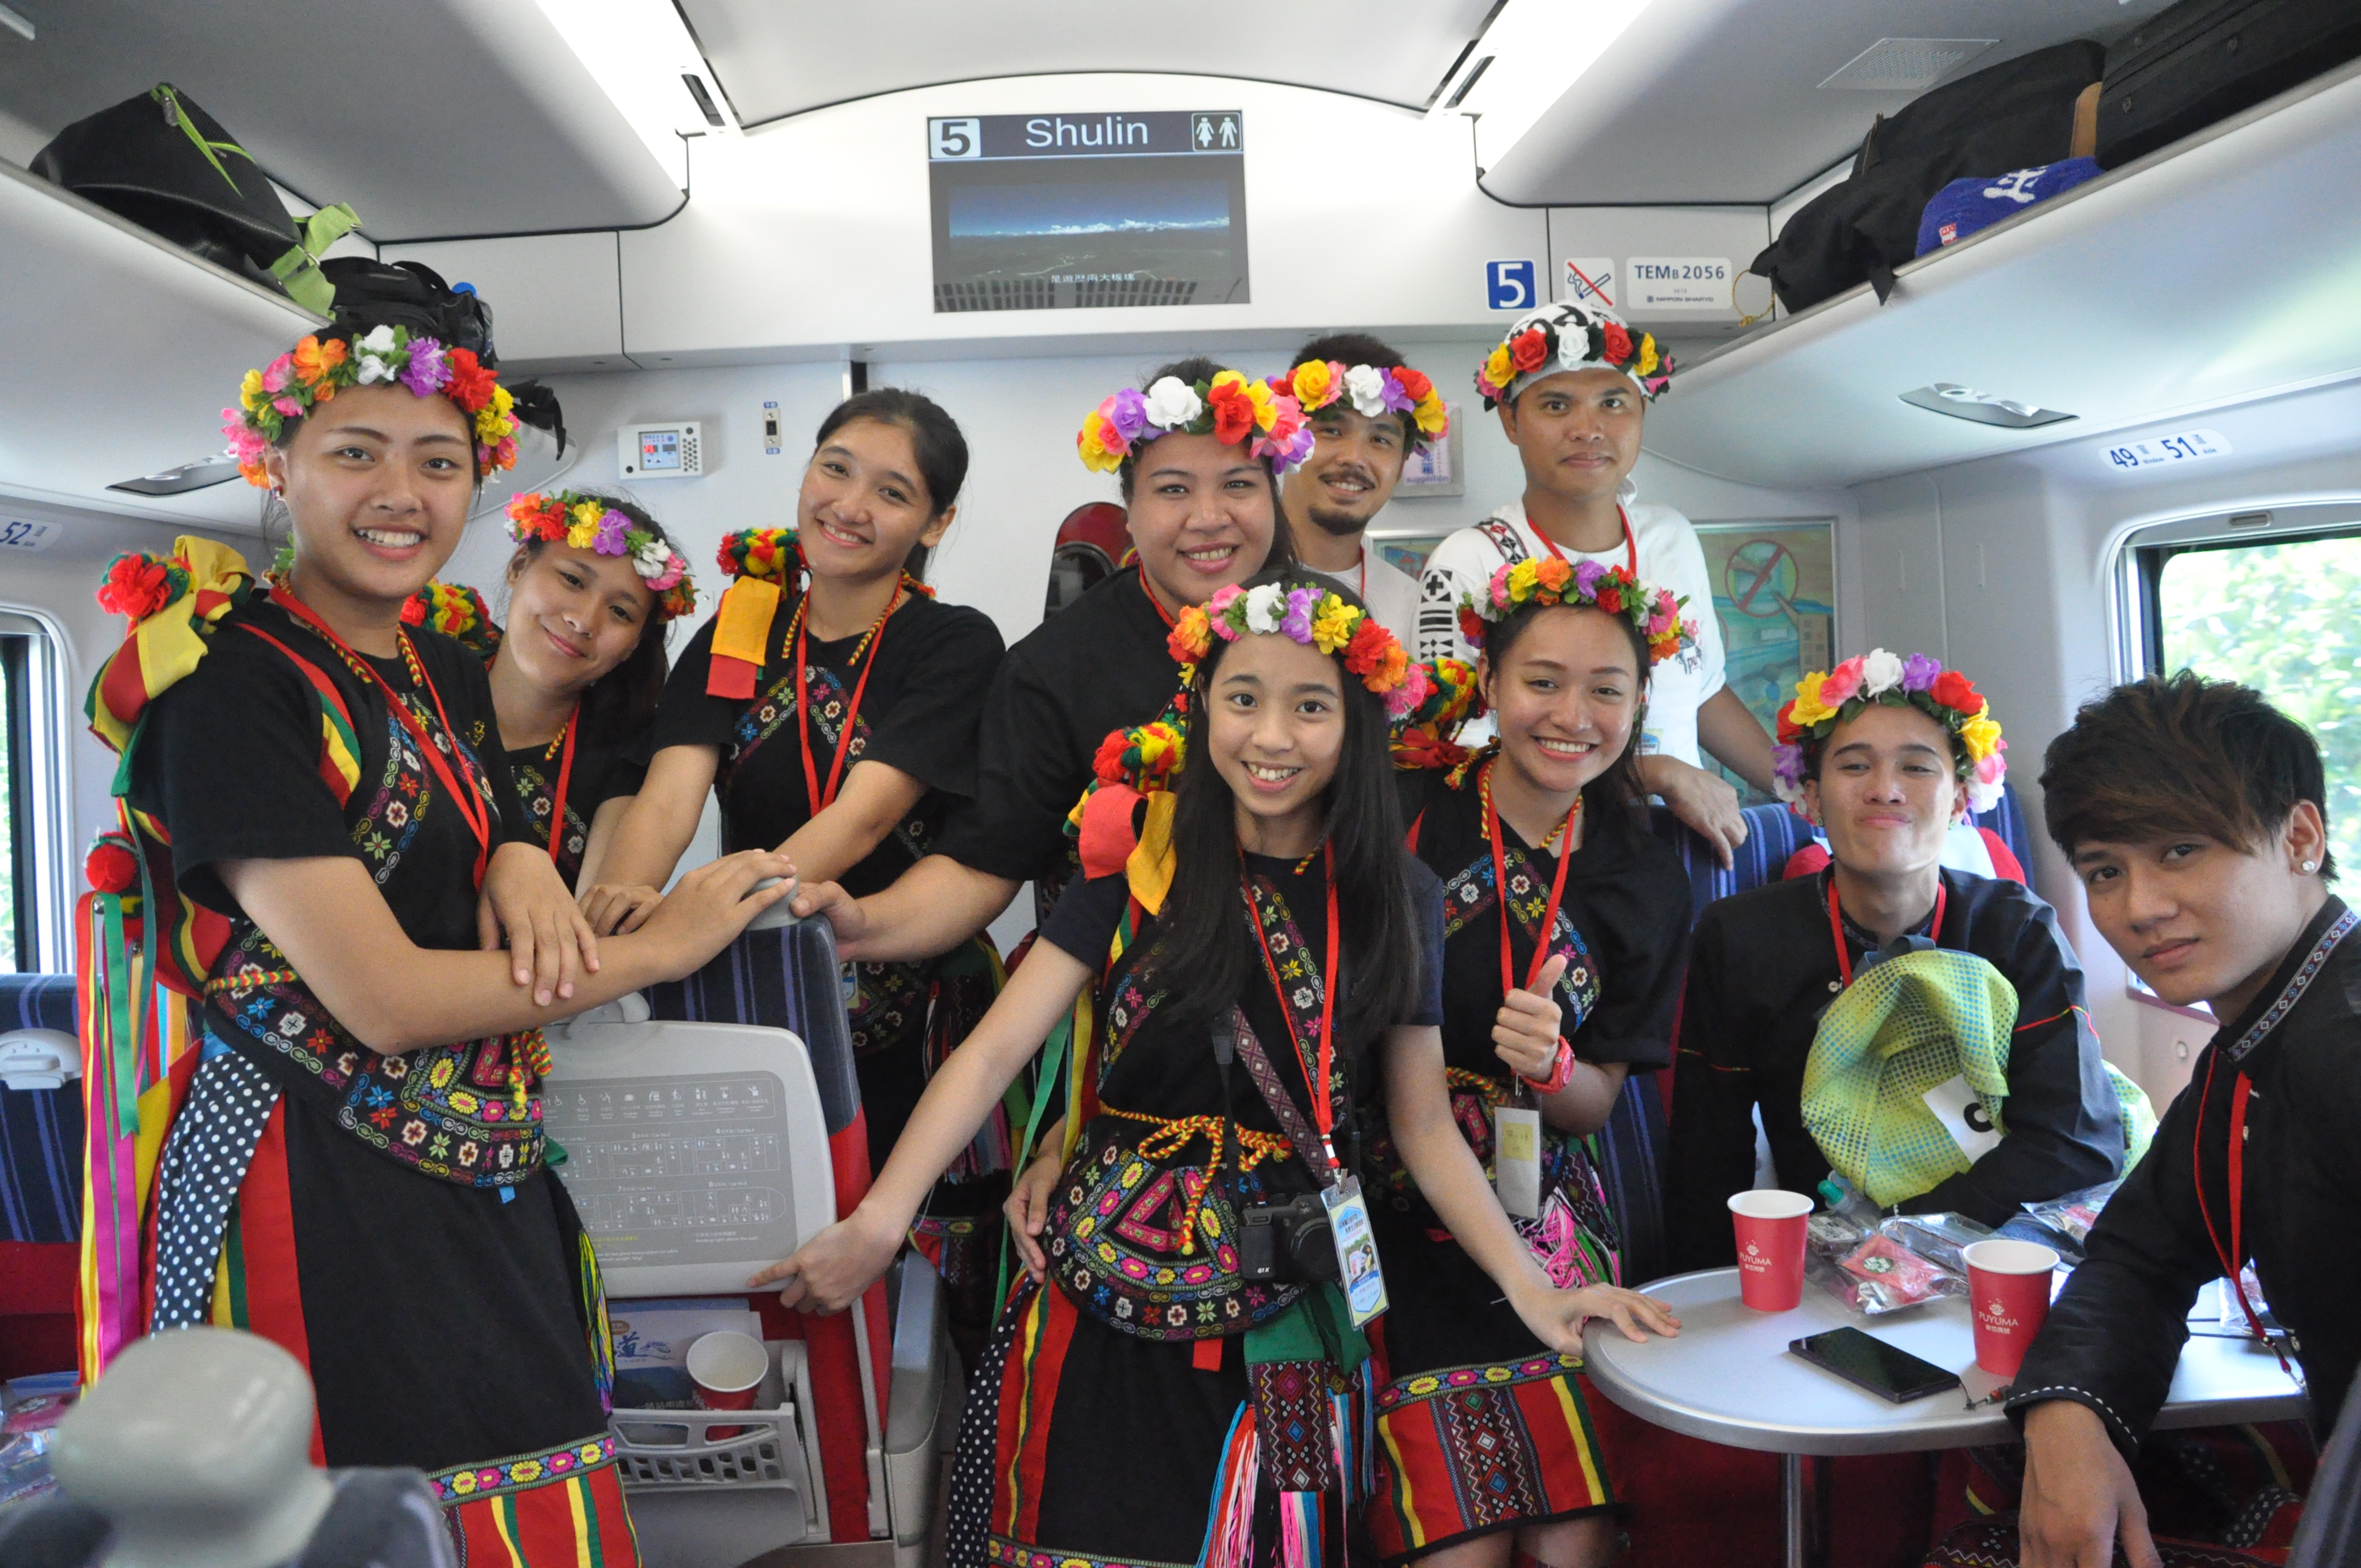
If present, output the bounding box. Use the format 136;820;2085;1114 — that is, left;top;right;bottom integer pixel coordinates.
381;233;629;373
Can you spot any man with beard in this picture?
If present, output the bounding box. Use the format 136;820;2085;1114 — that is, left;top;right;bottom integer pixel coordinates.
1272;333;1450;646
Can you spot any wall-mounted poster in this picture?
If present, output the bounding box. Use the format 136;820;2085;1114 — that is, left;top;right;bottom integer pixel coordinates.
928;111;1249;313
1370;533;1452;582
1391;403;1464;498
1694;519;1837;802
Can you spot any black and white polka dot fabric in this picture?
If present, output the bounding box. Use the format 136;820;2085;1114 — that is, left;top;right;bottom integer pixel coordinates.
944;1278;1031;1568
152;1050;280;1329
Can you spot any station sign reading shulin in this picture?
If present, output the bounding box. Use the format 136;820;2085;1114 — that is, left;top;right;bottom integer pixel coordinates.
927;111;1250;313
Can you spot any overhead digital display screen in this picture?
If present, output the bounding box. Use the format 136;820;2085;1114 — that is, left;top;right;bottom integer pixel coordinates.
928;111;1249;313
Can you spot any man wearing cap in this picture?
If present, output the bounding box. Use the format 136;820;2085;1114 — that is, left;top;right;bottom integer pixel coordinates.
1417;301;1775;858
1272;332;1450;646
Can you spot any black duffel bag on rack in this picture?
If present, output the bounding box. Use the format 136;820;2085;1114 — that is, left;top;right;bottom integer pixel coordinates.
314;257;569;456
1747;40;2105;314
2096;0;2361;168
31;83;356;314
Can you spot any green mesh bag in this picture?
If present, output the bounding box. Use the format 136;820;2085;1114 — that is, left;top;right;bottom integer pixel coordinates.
1802;949;2017;1207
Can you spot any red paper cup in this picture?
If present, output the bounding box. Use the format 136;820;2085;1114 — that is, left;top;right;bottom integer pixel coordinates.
1962;1238;2060;1379
1728;1190;1815;1311
686;1330;768;1441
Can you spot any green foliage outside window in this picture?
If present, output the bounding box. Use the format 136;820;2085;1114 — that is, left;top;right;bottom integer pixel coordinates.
2157;535;2361;875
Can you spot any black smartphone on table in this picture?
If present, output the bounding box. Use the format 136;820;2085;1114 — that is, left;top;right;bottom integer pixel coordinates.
1788;1326;1961;1403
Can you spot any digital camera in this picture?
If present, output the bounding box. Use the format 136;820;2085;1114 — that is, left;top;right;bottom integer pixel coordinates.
1237;1192;1339;1283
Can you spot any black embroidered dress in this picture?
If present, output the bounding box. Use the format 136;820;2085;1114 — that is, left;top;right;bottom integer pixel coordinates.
652;587;1007;1323
948;852;1446;1568
130;596;634;1548
1367;767;1690;1563
505;725;649;890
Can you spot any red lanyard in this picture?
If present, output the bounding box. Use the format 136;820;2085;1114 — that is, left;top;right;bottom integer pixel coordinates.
1480;758;1580;998
1138;570;1180;630
1531;504;1638;578
791;584;902;812
1246;846;1342;1173
1826;875;1947;986
276;590;493;888
543;708;578;866
2192;1054;2291;1371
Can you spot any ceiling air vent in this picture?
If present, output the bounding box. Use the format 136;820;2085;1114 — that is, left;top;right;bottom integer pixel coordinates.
1820;39;1998;91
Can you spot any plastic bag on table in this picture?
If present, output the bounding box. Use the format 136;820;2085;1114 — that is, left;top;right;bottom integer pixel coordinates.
2021;1179;2119;1248
1801;1193;1979;1316
0;1387;75;1515
1881;1211;1995;1274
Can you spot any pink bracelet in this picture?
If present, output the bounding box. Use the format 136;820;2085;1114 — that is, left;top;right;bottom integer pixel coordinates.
1524;1038;1576;1095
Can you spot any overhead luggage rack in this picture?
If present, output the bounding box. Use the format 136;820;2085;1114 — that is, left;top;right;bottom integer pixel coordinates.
0;158;321;527
1643;54;2361;491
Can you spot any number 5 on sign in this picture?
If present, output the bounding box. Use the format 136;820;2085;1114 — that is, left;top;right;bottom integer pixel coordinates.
929;118;981;160
1486;259;1537;312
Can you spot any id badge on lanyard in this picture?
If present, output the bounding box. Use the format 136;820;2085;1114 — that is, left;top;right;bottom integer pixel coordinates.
1494;1103;1544;1219
1323;1174;1389;1327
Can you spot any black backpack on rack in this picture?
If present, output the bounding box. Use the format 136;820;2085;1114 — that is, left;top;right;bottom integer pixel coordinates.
315;257;569;456
31;83;354;312
1747;41;2106;314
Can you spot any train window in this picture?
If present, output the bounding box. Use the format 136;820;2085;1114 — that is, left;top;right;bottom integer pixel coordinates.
2135;529;2361;873
0;611;70;974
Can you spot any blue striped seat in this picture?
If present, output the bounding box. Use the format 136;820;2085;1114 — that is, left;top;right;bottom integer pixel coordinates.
0;974;82;1245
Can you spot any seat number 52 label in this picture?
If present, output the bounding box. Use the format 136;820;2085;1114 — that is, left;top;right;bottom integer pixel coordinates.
0;519;59;554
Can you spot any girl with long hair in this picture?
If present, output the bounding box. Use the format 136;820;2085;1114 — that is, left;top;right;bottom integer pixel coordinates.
96;316;792;1561
591;389;1010;1345
1374;559;1694;1568
760;570;1673;1568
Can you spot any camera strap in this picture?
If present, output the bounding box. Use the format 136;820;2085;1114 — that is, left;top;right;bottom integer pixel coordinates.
1241;854;1343;1179
1227;1005;1330;1180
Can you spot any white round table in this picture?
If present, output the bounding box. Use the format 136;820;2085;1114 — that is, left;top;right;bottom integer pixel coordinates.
1581;1268;2306;1568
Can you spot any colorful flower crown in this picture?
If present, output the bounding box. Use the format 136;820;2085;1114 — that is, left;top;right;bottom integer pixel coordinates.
1078;371;1315;477
1772;650;2006;814
1392;657;1480;772
1167;580;1427;718
1091;719;1186;794
1456;556;1697;668
224;326;519;486
505;492;695;620
1277;359;1449;444
401;580;502;657
1475;301;1672;412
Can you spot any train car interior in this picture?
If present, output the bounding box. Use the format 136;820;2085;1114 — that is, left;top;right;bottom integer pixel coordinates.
2;2;2359;1566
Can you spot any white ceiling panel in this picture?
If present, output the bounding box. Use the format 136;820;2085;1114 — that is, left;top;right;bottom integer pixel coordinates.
1638;62;2361;490
1479;0;2180;206
0;0;682;240
676;0;1500;123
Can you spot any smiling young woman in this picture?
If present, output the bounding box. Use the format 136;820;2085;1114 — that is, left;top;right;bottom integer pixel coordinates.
485;491;697;897
1377;562;1693;1568
1664;651;2130;1273
789;358;1299;964
593;388;1011;1349
90;315;791;1562
763;573;1673;1568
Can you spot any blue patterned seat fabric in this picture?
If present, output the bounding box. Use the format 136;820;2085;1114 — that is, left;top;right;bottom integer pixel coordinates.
1;973;83;1245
